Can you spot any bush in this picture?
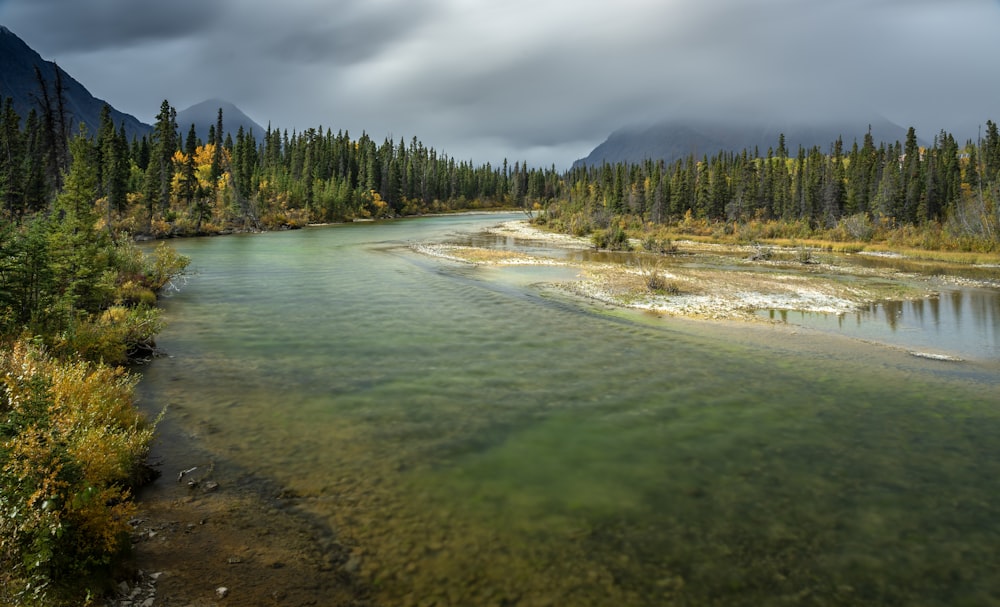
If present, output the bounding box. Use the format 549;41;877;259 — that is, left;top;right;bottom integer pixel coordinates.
592;226;631;251
52;306;163;365
1;341;155;605
642;236;678;255
568;214;592;237
145;242;191;292
835;213;875;242
796;245;817;264
748;243;774;261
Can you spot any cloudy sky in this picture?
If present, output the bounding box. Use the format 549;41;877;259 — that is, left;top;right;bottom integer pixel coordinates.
2;0;999;168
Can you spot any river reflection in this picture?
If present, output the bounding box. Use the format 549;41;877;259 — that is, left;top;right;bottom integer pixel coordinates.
141;214;1000;606
765;287;1000;361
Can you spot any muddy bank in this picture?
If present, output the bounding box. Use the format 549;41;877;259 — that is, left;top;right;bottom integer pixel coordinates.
108;398;373;607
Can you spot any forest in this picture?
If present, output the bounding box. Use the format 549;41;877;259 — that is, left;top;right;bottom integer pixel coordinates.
1;88;999;604
550;125;1000;254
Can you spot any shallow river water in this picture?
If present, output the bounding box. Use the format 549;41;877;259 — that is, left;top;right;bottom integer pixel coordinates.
140;213;1000;606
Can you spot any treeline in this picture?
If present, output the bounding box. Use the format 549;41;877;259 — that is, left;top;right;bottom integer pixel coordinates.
4;90;999;250
1;97;562;236
546;125;1000;252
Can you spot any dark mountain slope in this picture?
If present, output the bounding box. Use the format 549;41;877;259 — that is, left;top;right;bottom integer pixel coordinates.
0;25;151;140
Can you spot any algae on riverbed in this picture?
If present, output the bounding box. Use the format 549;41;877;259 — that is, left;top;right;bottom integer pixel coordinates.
132;214;1000;606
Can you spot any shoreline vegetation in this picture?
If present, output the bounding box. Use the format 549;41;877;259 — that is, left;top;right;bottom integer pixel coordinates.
1;92;998;604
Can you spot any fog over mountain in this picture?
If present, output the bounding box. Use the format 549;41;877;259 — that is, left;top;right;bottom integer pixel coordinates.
574;116;916;168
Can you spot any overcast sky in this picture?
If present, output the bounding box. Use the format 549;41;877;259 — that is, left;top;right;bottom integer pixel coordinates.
2;0;999;168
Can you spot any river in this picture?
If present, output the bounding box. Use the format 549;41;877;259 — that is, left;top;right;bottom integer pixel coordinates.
138;213;1000;606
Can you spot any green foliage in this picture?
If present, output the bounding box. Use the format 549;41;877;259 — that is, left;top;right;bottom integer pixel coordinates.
0;216;187;365
145;241;191;292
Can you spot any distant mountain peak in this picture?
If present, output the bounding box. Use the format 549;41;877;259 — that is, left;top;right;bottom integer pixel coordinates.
176;99;265;142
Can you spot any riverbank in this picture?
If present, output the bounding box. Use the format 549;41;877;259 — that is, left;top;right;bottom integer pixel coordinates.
107;397;373;607
413;219;996;321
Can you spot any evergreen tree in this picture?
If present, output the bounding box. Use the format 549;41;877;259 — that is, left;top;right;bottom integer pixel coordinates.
179;123;202;228
96;105;129;227
151;100;178;217
822;138;846;226
902;127;922;223
874;142;903;221
20;109;47;214
984;120;1000;183
49;128;111;313
33;66;69;195
0;97;25;218
211;107;224;184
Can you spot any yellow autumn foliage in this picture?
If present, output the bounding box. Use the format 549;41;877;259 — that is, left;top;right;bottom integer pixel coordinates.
1;340;154;605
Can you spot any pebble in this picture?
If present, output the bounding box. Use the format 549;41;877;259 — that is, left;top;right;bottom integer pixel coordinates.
105;570;159;607
216;586;229;598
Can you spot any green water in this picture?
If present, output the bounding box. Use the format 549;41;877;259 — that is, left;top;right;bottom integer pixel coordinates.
140;214;1000;606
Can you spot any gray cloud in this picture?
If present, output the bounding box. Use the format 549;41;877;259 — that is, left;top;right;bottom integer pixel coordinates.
0;0;223;52
2;0;999;168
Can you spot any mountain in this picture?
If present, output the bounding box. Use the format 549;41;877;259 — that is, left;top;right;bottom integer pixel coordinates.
573;116;913;168
0;25;151;140
176;99;266;144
